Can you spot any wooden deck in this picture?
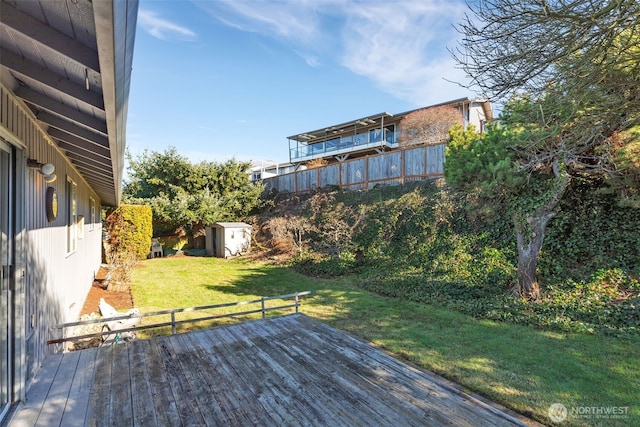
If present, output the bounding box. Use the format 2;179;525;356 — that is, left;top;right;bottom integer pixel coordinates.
8;314;534;426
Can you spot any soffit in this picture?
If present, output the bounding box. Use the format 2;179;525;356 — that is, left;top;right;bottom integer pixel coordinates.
0;0;137;206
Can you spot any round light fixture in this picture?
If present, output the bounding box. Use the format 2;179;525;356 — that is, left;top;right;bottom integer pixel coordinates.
40;163;56;183
41;163;55;175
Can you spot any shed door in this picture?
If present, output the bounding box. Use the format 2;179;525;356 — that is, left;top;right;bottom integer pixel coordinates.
0;140;14;419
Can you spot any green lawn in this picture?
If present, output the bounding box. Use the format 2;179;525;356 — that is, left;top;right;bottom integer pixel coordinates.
131;256;640;427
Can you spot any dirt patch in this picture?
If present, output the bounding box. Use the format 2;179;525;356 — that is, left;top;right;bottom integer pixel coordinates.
80;281;134;316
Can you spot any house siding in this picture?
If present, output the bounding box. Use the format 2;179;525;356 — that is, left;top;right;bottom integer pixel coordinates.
1;84;103;393
288;99;491;165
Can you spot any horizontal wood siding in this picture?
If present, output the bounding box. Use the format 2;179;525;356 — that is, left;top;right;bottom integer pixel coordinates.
2;85;103;386
264;143;446;194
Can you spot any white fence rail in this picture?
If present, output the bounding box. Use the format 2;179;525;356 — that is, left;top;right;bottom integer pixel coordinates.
48;291;311;346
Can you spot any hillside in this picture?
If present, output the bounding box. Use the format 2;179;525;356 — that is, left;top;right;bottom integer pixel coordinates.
252;178;640;336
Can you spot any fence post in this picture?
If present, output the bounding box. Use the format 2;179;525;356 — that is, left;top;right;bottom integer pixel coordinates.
171;310;176;334
52;326;63;354
401;147;405;185
261;297;266;319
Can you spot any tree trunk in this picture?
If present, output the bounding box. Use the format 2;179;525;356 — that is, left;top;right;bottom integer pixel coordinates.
191;221;206;239
513;213;553;300
512;167;571;300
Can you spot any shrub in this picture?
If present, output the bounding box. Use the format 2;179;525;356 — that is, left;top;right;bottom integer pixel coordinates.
257;179;640;336
105;250;139;292
106;204;153;260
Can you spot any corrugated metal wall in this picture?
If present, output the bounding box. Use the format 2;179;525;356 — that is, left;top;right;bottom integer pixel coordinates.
263;143;446;194
1;85;103;384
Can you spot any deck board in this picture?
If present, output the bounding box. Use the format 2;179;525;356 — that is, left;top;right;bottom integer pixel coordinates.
109;343;134;427
128;339;157;427
142;338;182;426
86;344;112;427
11;352;63;427
35;351;80;427
59;347;97;426
8;314;537;427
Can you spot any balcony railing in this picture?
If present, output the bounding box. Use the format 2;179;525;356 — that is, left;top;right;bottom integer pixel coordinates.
290;130;399;162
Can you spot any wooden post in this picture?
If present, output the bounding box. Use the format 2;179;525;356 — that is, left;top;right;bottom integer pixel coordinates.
365;155;369;190
171;311;176;335
261;297;266;319
424;145;428;176
295;293;300;313
401;147;405;185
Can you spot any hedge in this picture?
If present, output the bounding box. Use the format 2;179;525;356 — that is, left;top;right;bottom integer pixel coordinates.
106;204;153;260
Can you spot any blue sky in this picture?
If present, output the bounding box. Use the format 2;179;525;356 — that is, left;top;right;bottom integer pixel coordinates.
126;0;474;166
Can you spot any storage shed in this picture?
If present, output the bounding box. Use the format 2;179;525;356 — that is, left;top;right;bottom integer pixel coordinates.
205;222;252;258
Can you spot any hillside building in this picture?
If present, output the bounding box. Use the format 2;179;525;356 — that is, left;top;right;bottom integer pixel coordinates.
287;98;492;166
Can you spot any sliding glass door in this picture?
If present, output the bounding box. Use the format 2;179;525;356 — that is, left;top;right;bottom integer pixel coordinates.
0;140;13;419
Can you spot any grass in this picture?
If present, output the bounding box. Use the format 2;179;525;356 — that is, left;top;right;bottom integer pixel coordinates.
131;255;640;427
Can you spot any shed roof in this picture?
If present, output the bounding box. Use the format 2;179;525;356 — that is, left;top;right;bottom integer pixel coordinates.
214;222;252;228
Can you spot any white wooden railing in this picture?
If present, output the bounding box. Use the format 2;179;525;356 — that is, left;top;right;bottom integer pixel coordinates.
48;291;311;346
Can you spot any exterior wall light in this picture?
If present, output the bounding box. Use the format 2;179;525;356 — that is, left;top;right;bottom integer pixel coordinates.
27;159;57;183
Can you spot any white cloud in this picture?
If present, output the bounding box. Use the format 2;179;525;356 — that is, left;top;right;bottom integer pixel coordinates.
138;9;197;41
339;1;470;105
197;0;472;106
294;50;321;67
196;0;322;42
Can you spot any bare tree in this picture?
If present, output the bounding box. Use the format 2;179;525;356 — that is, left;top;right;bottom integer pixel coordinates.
398;106;464;147
266;216;313;255
449;0;640;299
305;158;329;169
307;192;366;259
453;0;640;103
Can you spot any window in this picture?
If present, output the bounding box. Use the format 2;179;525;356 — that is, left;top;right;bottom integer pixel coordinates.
384;125;396;143
325;138;339;150
340;135;353;147
66;178;77;253
77;215;84;239
370;129;382;142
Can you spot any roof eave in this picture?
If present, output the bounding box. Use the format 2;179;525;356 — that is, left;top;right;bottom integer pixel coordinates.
93;0;139;206
287;112;393;142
